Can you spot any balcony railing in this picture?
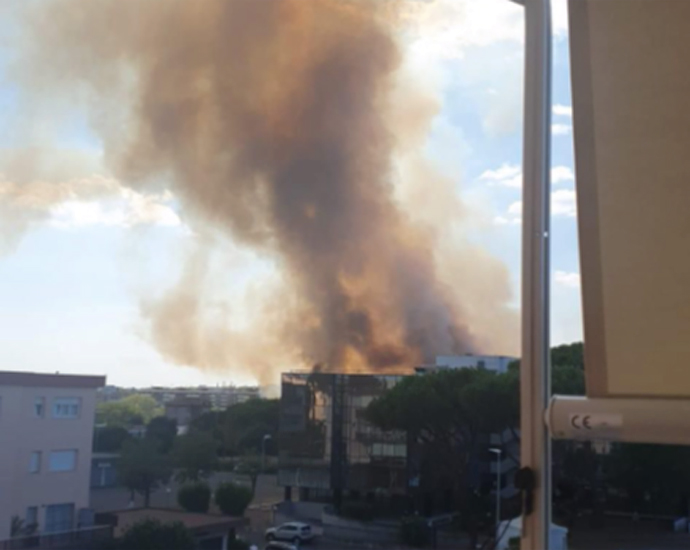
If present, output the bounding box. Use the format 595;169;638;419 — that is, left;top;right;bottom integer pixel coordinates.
0;525;113;550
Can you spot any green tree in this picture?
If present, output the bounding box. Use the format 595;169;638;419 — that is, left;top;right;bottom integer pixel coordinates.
177;482;211;513
146;416;177;453
93;426;131;452
607;443;690;515
117;440;172;507
118;519;195;550
172;431;218;482
552;365;585;396
233;456;262;493
97;395;163;428
191;399;279;456
215;482;253;516
550;342;584;369
365;368;516;534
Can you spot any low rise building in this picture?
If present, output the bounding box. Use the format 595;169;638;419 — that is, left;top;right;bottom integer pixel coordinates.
137;385;260;410
0;371;105;540
165;395;212;434
278;372;408;510
279;360;521;516
415;354;517;374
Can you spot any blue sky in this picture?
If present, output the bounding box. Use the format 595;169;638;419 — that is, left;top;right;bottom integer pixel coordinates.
0;0;582;387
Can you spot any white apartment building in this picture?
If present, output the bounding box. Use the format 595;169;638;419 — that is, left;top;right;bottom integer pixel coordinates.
415;354;518;374
0;371;105;541
139;385;260;410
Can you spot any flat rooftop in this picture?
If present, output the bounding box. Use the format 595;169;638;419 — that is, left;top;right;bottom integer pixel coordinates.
0;371;106;388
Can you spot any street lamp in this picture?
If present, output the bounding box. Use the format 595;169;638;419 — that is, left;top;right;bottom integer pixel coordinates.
489;448;503;545
261;434;272;472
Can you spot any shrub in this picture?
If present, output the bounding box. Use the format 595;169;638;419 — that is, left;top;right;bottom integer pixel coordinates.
340;502;375;522
400;516;430;548
119;519;195;550
215;482;253;516
177;482;211;513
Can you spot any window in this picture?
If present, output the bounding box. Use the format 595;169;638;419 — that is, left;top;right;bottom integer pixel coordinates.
34;397;45;418
52;398;80;419
25;507;38;528
29;451;42;473
49;450;77;472
44;503;74;533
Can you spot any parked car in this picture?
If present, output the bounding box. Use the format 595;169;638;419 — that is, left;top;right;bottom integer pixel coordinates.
265;542;299;550
265;522;314;544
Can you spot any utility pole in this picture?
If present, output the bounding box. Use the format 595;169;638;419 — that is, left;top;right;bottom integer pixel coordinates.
489;448;503;544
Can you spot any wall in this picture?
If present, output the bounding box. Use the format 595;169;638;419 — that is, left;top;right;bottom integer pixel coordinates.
0;383;99;540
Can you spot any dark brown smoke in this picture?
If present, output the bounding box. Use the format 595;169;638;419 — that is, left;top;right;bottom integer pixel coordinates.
17;0;518;380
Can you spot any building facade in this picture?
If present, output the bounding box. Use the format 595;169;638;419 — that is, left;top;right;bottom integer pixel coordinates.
136;385;260;410
164;395;212;434
278;365;521;516
278;373;408;508
415;354;517;375
0;371;105;540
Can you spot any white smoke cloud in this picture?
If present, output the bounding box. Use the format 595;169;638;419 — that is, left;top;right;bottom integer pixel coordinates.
0;173;181;253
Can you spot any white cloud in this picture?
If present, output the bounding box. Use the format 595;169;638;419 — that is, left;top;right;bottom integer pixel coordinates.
552;123;572;136
481;164;574;188
404;0;523;61
552;189;577;217
553;104;573;118
480;164;522;188
507;201;523;217
551;165;574;184
405;0;568;61
496;189;577;225
554;270;581;289
49;191;180;229
0;174;181;230
402;0;570;140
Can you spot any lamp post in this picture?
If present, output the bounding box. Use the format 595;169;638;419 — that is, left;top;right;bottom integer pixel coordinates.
489;448;503;545
261;434;272;472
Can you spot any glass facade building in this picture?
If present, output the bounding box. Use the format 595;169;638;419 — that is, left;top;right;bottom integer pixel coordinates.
278;372;408;505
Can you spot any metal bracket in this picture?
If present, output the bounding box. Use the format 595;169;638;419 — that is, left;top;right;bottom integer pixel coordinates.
514;467;536;516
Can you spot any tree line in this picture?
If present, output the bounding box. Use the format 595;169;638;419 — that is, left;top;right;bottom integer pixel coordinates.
93;396;279;514
364;342;690;535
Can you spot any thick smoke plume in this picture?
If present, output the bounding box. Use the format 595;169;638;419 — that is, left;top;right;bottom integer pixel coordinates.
17;0;518;380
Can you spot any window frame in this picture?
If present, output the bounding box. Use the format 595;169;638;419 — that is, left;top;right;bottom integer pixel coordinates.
34;397;45;418
25;506;38;528
51;398;81;419
48;450;78;472
29;451;42;474
44;503;75;533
